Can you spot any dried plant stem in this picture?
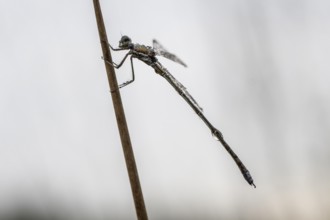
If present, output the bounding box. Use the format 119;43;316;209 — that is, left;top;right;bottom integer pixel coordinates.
92;1;148;219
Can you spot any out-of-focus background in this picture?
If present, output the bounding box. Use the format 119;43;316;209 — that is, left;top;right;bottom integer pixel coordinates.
1;0;329;219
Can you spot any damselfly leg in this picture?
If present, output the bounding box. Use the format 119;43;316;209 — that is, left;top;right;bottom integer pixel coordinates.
118;56;135;88
101;39;127;51
106;52;131;68
109;44;126;51
102;52;135;89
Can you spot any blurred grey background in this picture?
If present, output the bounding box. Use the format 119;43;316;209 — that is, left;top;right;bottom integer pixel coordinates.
0;0;329;219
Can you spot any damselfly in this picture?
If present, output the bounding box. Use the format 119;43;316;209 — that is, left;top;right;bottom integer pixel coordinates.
103;36;255;188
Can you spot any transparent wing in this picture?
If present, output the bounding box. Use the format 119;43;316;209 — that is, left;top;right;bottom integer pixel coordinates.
153;39;187;67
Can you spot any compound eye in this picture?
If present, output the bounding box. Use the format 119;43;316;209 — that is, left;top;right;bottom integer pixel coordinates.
121;35;131;42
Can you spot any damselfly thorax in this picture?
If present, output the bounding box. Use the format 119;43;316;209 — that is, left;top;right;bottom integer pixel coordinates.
132;44;156;57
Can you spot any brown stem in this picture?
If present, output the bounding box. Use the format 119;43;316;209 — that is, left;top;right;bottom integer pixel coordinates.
92;1;148;219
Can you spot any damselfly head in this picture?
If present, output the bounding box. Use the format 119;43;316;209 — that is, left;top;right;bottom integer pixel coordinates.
119;35;132;49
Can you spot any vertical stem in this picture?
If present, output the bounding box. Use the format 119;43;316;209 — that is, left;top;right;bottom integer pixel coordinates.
92;1;148;219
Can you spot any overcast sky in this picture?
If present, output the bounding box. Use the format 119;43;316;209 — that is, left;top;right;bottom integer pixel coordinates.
1;0;330;219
